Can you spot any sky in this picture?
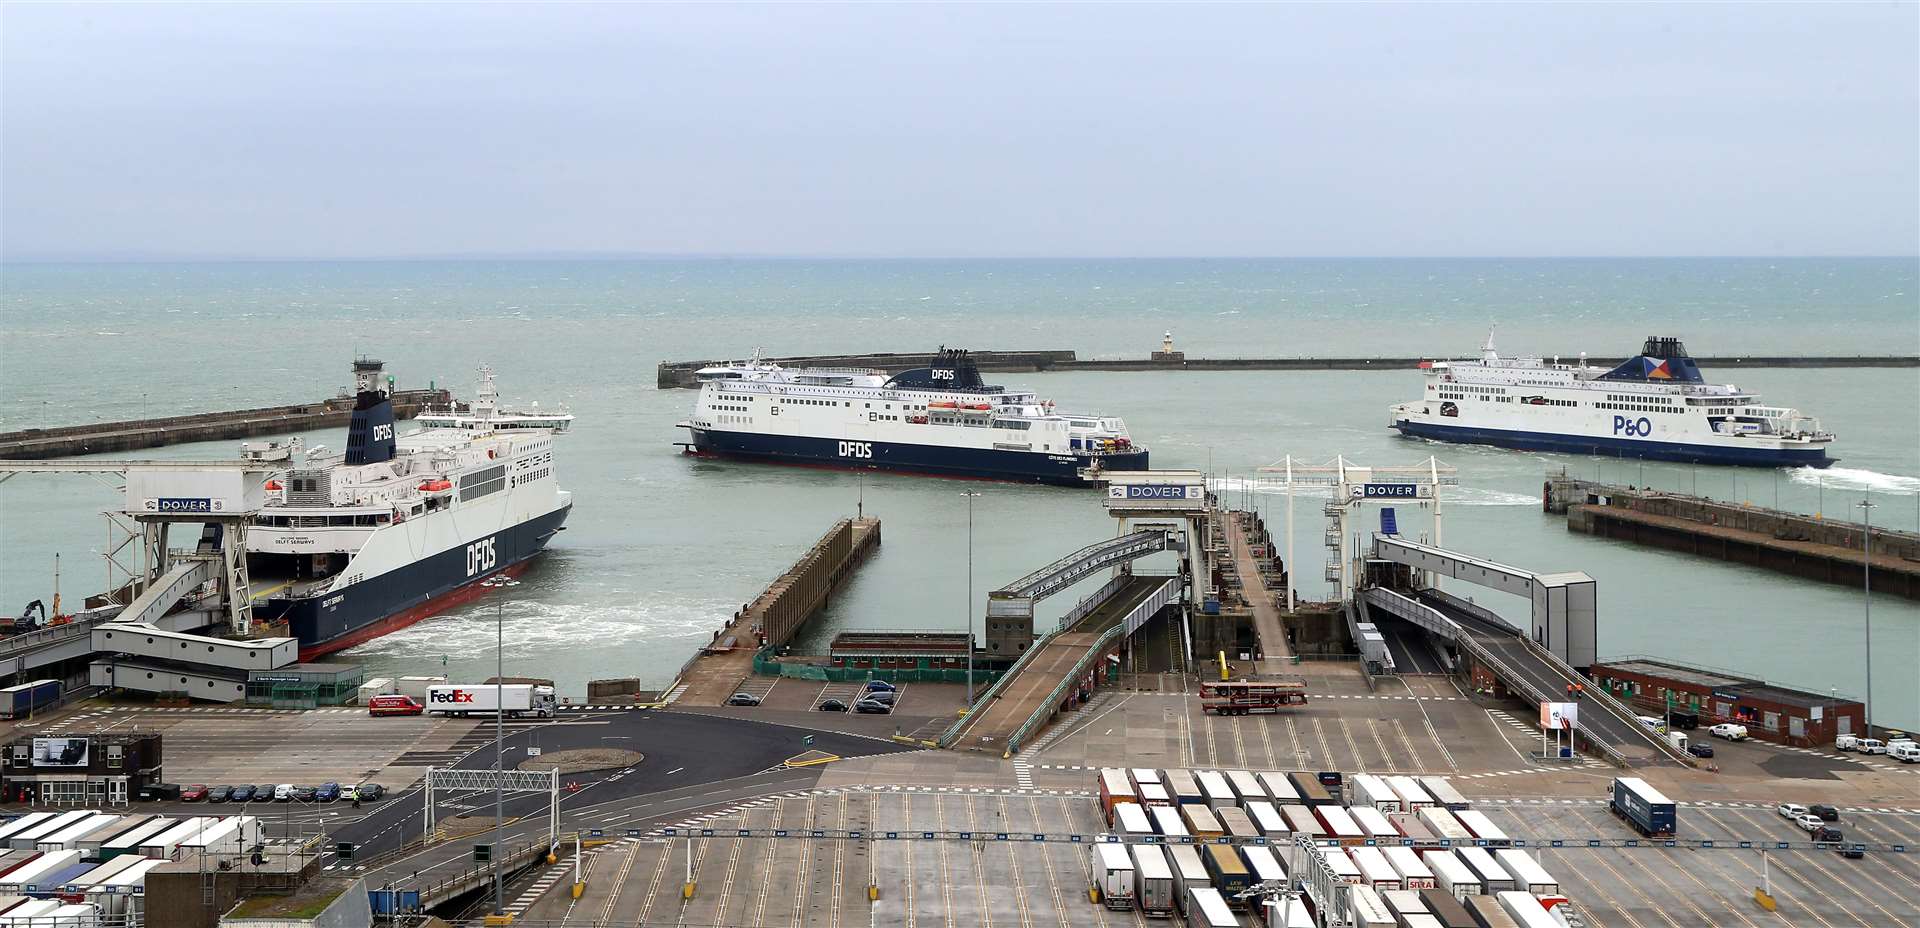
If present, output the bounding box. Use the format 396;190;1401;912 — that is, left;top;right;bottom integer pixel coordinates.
1;2;1915;260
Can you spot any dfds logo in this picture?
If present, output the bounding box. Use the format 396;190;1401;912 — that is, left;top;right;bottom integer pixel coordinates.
372;423;394;441
838;441;873;459
1612;416;1654;438
465;537;497;577
930;369;955;380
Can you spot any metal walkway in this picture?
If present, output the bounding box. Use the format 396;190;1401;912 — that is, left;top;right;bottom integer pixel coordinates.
1371;536;1596;670
948;575;1176;756
1362;586;1687;766
989;529;1178;608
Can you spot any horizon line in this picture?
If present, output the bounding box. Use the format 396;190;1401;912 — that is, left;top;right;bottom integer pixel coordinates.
4;252;1917;265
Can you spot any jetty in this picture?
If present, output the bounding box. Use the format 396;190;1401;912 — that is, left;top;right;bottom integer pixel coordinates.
0;389;448;460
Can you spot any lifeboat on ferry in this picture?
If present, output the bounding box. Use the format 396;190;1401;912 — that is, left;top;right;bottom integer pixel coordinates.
264;479;283;491
418;479;454;492
962;403;993;412
928;400;959;410
907;415;929;424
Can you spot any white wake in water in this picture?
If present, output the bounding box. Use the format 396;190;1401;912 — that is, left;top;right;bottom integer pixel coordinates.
1788;466;1920;496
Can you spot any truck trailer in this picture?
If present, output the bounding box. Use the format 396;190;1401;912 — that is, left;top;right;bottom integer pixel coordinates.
0;682;60;721
1610;777;1677;837
426;683;557;718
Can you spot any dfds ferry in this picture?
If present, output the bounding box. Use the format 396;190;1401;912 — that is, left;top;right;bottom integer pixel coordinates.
247;362;572;657
1390;335;1835;468
677;348;1147;485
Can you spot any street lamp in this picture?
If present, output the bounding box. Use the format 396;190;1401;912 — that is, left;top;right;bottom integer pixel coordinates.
493;600;505;917
962;491;981;705
1857;499;1874;736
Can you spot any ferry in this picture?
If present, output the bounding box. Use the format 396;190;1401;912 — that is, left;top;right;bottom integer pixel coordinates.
245;362;572;658
676;348;1147;484
1390;335;1835;468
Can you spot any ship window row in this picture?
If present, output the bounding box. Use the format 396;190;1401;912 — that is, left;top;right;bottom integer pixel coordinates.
991;419;1032;430
718;414;750;425
511;468;550;487
712;404;748;413
1599;402;1682;415
1457;385;1505;394
1605;394;1673;405
254;513;389;528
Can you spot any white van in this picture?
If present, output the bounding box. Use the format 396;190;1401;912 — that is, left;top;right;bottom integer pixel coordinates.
1835;734;1860;751
1708;723;1748;741
1887;743;1920;763
1855;738;1887;755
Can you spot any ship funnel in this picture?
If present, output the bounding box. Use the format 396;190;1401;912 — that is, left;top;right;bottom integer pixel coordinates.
345;358;397;465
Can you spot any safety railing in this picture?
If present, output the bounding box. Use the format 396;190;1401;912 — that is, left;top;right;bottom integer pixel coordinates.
1003;622;1126;757
936;628;1056;748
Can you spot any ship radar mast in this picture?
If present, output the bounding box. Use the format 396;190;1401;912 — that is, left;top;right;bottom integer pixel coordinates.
474;364;499;419
1479;325;1499;363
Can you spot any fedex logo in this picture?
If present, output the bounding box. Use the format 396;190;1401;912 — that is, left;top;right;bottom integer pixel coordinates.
429;689;477;704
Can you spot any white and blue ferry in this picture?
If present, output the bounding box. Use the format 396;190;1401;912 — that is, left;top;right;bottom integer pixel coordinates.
677;348;1147;485
1390;335;1835;468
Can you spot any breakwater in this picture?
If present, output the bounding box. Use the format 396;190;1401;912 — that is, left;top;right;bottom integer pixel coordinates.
657;350;1918;387
0;389;450;460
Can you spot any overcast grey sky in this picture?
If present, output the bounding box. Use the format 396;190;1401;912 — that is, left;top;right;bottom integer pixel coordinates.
2;2;1915;259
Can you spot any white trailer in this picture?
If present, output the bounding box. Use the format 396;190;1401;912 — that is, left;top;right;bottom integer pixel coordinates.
1383;845;1436;889
425;683;557;718
85;858;167;916
1130;768;1162;787
1498;891;1564;928
172;818;243;859
0;817;55;848
1351;774;1400;812
1184;887;1239;928
1281;804;1326;839
1116;802;1156;841
1257;771;1301;804
1131;844;1176;918
1455;809;1512;847
1349;846;1401;891
1385;775;1435;812
1139;783;1171;806
35;815;118;854
138;817;210;859
1346;884;1397;928
57;855;144;892
78;816;155;858
1241;844;1286;886
1245;800;1289;840
1225;769;1266;804
1457;846;1516;893
1424;848;1483;898
0;851;78;893
9;813;91;851
1417;807;1474;843
1267;895;1315;928
1150;805;1189;841
1165;845;1209;915
41;903;100;928
1195;770;1237;810
1494;850;1558;895
1382;888;1429;919
1318;805;1365;842
1319;846;1362;885
1349;805;1398;841
0;900;61;922
97;819;173;861
0;897;29;916
1095;844;1136;910
1418;776;1470;811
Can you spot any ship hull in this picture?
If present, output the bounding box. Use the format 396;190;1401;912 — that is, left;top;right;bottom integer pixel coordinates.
1392;419;1834;468
686;428;1147;485
263;503;571;659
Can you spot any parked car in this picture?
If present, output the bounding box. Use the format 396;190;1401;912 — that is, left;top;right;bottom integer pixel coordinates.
1807;805;1840;822
1836;734;1860;751
292;786;318;802
367;694;424;717
1794;814;1824;833
1709;723;1748;741
1776;803;1810;820
1636;716;1664;731
182;784;209;802
1811;826;1844;843
853;699;891;714
229;785;255;803
254;785;276;803
274;784;297;801
315;782;340;802
726;692;761;707
1838;845;1866;860
862;680;896;692
817;699;848;712
356;783;386;801
1855;739;1887;755
208;786;233;803
1687;742;1714;758
859;689;897;705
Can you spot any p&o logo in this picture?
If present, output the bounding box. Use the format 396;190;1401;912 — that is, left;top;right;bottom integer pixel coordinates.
838;441;873;459
465;537;498;577
1612;416;1654;438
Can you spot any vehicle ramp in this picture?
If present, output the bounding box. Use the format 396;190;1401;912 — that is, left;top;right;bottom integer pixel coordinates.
111;560;216;628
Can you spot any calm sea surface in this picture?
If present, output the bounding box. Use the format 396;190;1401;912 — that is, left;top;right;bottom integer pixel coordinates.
2;258;1916;726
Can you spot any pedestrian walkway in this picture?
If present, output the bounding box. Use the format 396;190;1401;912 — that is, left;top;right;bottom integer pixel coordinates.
1225;510;1292;670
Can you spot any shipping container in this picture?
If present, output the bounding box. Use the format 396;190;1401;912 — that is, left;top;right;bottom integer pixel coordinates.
1139;783;1172;806
1496;892;1562;928
1132;844;1176;918
97;819;173;861
1455;847;1515;894
1424;849;1483;899
1216;807;1261;842
1196;770;1238;810
1239;844;1285;886
1180;804;1225;839
1245;800;1289;840
1418;807;1474;843
0;851;77;893
1610;777;1677;838
1267;895;1314;928
9;813;91;851
1346;884;1397;928
1167;845;1210;915
1201;844;1252;903
1224;770;1266;804
1184;886;1239;928
0;817;55;848
1351;805;1399;841
1318;805;1366;843
1100;769;1139;825
1280;805;1327;839
1454;811;1511;848
1131;768;1163;788
1116;802;1156;841
1384;845;1437;889
1463;893;1524;928
1095;844;1136;910
1492;851;1556;895
1319;846;1362;885
1418;776;1470;811
1257;771;1301;805
1165;770;1205;806
1382;888;1430;919
1350;846;1402;891
1386;776;1436;812
36;815;118;854
1288;772;1336;806
1150;804;1190;841
1418;887;1480;928
0;682;61;720
1391;812;1436;843
1351;774;1401;812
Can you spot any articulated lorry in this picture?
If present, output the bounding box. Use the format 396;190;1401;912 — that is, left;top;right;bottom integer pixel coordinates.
425;684;557;718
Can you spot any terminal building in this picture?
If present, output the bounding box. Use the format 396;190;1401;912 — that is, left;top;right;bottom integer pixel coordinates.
0;732;163;806
1590;657;1864;747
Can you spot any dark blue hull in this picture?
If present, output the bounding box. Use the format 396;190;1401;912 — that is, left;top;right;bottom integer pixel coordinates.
258;503;571;658
687;428;1148;486
1393;419;1835;469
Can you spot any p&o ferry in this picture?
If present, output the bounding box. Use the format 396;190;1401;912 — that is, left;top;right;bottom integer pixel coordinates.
1389;335;1835;468
246;362;572;658
676;348;1147;485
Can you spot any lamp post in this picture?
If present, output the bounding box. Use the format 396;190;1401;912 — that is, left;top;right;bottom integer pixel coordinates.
491;600;506;917
1857;499;1874;736
962;491;980;705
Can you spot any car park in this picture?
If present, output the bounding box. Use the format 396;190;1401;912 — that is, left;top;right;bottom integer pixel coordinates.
817;699;848;712
726;692;761;707
853;699;891;714
274;784;297;801
182;784;209;801
208;786;233;803
1776;803;1809;820
1709;723;1748;740
315;782;340;802
229;785;255;803
1687;742;1714;758
1807;805;1839;822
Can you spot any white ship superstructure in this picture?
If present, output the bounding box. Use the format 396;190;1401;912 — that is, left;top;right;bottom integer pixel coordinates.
247;362;572;657
1389;335;1835;468
676;348;1147;484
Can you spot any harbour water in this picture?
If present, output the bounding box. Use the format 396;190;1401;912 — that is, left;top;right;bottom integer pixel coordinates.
2;258;1915;726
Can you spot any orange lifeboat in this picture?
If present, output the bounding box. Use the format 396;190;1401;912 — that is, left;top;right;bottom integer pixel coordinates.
964;403;993;412
418;479;453;492
928;400;959;410
264;479;283;491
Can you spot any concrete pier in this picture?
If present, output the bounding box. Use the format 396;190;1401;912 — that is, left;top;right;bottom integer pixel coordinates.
0;389;449;460
1546;477;1918;599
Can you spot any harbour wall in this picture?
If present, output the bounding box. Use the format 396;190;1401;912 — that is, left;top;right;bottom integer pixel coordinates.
0;389;450;460
657;350;1918;387
1545;477;1920;600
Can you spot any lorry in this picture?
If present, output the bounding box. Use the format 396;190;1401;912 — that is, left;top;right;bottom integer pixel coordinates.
1130;844;1175;917
1610;776;1677;837
0;682;60;721
1197;679;1307;715
1094;844;1135;910
425;684;557;718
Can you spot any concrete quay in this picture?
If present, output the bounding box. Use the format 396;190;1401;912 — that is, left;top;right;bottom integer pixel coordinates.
0;388;449;459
